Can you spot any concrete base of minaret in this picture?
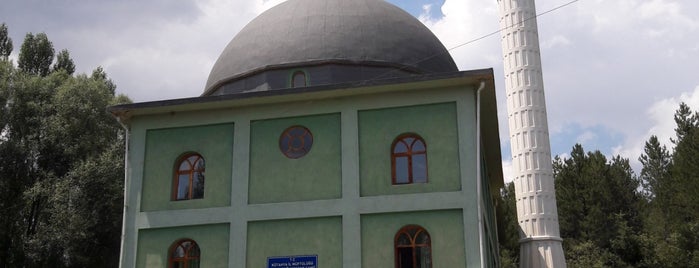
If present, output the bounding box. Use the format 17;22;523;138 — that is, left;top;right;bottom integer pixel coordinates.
519;237;566;268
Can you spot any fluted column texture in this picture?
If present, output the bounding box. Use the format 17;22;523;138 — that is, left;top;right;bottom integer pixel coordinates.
497;0;566;267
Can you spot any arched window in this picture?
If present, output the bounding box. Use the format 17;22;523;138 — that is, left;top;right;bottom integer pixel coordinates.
173;153;205;200
395;225;432;268
391;134;427;184
169;239;200;268
291;70;307;88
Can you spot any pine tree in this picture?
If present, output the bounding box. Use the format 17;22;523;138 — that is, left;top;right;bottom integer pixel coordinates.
667;103;699;224
669;104;699;223
554;144;643;266
638;134;673;256
671;102;698;145
639;135;671;199
638;103;699;267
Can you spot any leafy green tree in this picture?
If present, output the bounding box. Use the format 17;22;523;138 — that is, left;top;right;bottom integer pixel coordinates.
0;60;50;266
91;66;117;94
0;23;12;59
18;32;54;77
0;33;130;267
0;60;30;264
52;49;75;75
566;241;619;268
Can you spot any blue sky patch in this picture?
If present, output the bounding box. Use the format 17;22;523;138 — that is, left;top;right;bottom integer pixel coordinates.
388;0;445;19
501;123;625;161
549;124;625;158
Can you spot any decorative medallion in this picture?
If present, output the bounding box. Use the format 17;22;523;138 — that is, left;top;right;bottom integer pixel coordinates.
279;125;313;159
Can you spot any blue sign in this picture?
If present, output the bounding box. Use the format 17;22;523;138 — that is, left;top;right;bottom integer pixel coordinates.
267;255;318;268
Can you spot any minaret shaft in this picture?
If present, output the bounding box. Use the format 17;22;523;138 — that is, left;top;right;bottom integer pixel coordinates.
497;0;566;267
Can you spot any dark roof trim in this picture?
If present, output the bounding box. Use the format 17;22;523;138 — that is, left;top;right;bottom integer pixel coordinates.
202;59;427;96
109;68;494;118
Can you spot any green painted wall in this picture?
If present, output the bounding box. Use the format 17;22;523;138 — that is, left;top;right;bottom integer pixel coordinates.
135;223;229;268
359;103;462;196
249;114;341;204
361;210;466;267
247;217;342;267
141;123;234;211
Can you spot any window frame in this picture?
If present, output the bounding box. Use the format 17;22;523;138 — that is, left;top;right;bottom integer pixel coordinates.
172;153;205;201
394;225;432;268
168;238;201;268
290;70;308;88
391;133;428;185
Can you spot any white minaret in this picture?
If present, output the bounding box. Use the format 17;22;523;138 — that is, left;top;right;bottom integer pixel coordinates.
497;0;566;267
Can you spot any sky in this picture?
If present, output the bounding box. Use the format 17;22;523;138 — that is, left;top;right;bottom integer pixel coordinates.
1;0;698;182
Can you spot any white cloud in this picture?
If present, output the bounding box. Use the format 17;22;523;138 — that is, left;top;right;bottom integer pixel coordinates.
93;0;291;101
1;0;284;102
571;0;698;35
541;35;571;49
576;131;596;145
101;0;265;100
419;0;501;71
639;0;698;28
502;160;514;184
255;0;288;14
418;4;433;21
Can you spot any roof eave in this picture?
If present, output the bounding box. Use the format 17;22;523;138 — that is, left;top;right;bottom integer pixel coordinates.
109;69;494;120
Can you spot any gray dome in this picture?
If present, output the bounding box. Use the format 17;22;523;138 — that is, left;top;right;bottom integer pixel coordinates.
204;0;458;94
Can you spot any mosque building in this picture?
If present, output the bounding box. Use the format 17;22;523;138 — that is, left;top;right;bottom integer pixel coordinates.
109;0;505;267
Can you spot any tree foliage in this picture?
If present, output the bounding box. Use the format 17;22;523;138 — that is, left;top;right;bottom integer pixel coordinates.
0;23;11;59
638;135;671;199
0;24;130;267
553;145;643;267
497;182;520;267
641;102;699;267
52;49;75;75
671;102;698;145
18;32;55;77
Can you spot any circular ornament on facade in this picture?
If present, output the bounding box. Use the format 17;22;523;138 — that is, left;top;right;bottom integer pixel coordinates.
279;125;313;159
